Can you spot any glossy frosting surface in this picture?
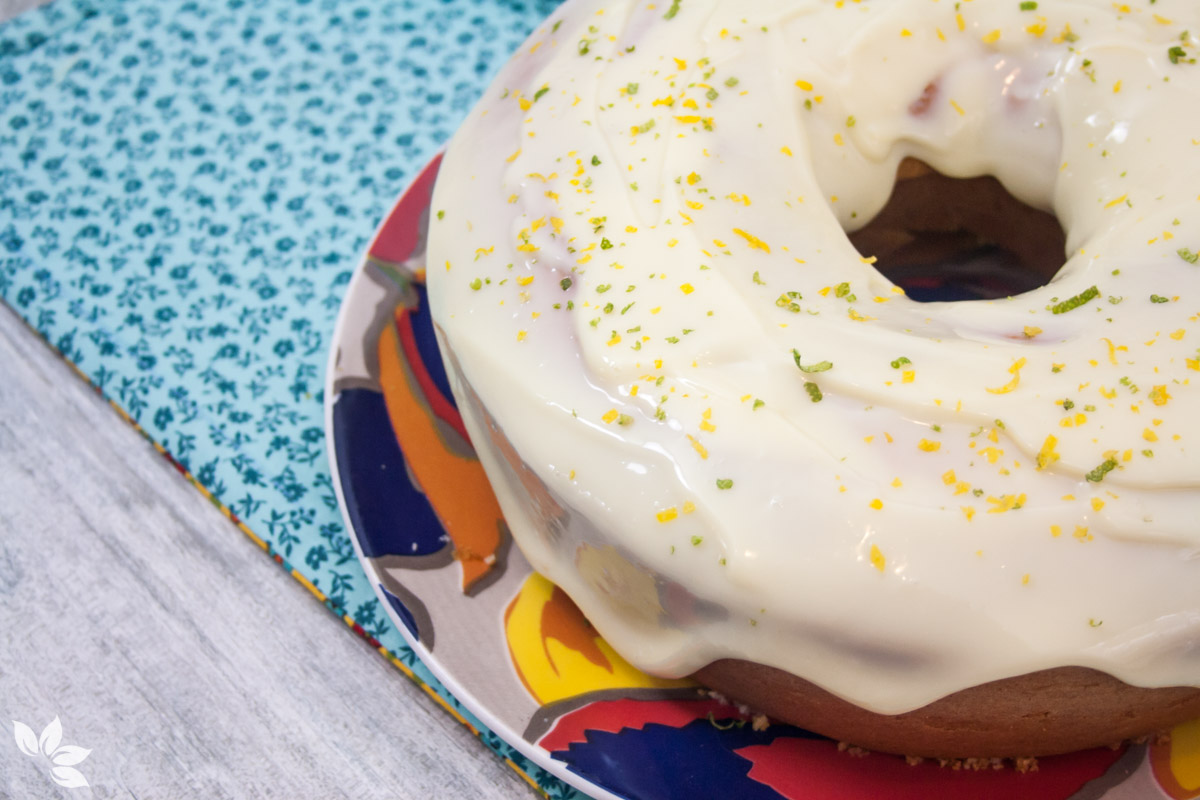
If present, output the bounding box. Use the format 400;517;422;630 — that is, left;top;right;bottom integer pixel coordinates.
428;0;1200;712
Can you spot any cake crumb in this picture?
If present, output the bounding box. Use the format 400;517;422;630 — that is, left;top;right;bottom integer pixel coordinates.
905;755;924;766
751;713;769;731
1013;756;1039;773
837;742;869;758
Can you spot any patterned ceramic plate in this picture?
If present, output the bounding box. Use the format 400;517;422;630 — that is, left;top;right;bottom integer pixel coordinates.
325;155;1200;800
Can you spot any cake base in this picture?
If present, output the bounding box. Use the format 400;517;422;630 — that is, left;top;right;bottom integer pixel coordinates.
695;659;1200;758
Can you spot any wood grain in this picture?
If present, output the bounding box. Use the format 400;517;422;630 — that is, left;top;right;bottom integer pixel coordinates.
0;307;535;798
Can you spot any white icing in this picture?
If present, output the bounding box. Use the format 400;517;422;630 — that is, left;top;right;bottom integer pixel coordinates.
427;0;1200;713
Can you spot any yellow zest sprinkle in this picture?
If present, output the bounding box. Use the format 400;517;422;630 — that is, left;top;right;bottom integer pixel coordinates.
780;146;793;156
901;370;915;384
518;96;532;111
700;419;716;433
602;409;619;424
517;330;528;342
1149;385;1171;406
869;544;886;571
1036;435;1060;470
1074;525;1092;541
1091;497;1105;512
1113;80;1122;94
1105;194;1128;209
936;27;946;41
506;149;522;163
1143;428;1159;442
869;498;883;510
682;501;696;514
674;115;702;124
673;57;687;70
795;79;813;91
900;28;912;37
987;493;1026;514
962;506;976;521
981;29;1001;44
1026;23;1046;36
516;275;534;286
918;439;941;452
687;434;709;459
680;283;695;295
950;99;965;116
1022;574;1031;586
942;470;957;485
986;357;1026;394
1023;326;1042;338
1051;524;1062;537
891;477;903;488
733;228;771;253
607;332;621;347
833;132;844;146
656;507;678;523
956;12;965;31
687;171;701;185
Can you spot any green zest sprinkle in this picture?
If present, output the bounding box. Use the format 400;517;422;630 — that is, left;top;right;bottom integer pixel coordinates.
1085;457;1118;483
752;271;765;285
792;349;833;373
706;87;719;101
626;82;639;95
725;76;739;88
591;155;601;166
635;119;655;134
436;210;445;220
846;115;856;127
752;398;764;410
577;38;593;56
690;535;703;546
533;86;549;101
1177;247;1199;264
716;478;733;490
890;356;911;369
469;278;482;291
664;0;682;20
1019;1;1038;10
834;282;851;298
1089;618;1103;628
600;238;613;249
596;283;612;293
1151;294;1170;303
1169;45;1193;64
617;414;633;426
551;19;562;33
560;277;573;291
1062;399;1075;410
1050;285;1099;314
805;383;823;403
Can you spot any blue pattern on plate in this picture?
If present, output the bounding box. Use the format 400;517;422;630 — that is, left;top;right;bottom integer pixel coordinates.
0;0;580;796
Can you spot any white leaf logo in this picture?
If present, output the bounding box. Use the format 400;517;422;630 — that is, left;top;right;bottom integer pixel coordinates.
38;716;62;756
52;745;92;766
51;766;89;789
12;721;38;757
12;717;91;789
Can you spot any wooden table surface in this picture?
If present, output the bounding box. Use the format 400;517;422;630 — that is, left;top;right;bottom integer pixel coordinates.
0;2;536;797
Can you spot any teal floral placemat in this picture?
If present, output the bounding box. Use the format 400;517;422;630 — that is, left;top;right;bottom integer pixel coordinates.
0;0;579;796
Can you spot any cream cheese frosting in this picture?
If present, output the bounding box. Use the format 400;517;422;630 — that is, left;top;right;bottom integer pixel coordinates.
427;0;1200;713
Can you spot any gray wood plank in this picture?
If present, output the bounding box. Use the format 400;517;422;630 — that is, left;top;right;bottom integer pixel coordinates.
0;301;532;797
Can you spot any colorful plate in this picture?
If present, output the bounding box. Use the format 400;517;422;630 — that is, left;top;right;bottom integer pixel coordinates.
324;154;1200;800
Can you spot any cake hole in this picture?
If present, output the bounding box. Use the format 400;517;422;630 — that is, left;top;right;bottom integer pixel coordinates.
848;158;1067;302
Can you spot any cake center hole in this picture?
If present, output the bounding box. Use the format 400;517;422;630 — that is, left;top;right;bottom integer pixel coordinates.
848;158;1067;302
